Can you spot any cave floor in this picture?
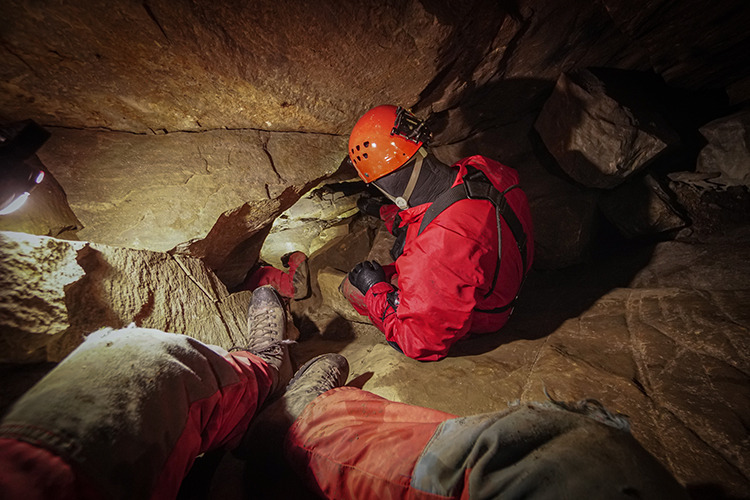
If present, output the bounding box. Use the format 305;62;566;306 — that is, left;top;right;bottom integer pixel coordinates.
197;235;749;500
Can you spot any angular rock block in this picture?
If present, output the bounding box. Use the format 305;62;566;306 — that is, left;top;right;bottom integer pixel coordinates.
535;69;678;189
260;184;360;269
697;109;750;183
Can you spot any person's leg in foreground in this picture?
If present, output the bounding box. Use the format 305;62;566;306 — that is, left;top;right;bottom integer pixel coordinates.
282;388;690;500
0;285;324;500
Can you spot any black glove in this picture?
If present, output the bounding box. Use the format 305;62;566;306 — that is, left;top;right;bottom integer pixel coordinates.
357;193;389;218
348;261;386;295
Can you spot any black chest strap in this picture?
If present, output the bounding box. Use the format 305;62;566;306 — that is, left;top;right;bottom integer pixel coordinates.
416;167;528;308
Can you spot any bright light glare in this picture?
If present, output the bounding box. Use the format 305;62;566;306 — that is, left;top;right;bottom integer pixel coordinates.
35;171;45;184
0;192;30;215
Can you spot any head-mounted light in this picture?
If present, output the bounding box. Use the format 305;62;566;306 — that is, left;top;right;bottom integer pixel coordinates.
391;106;431;145
0;120;50;215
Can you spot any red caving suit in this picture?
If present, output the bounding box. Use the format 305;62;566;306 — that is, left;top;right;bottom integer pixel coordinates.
361;155;534;361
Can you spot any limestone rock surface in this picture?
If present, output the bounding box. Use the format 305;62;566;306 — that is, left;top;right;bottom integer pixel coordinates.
37;128;346;253
317;267;365;324
668;172;750;240
0;0;467;133
260;184;360;269
0;231;249;363
600;0;750;91
534;69;678;189
697;109;750;183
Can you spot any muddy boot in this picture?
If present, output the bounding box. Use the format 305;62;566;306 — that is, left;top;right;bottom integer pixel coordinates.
232;285;295;393
281;251;310;300
234;353;349;459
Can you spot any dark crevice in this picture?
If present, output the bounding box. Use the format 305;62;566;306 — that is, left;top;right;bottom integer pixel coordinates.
0;40;40;77
259;131;282;182
142;2;171;43
494;9;534;78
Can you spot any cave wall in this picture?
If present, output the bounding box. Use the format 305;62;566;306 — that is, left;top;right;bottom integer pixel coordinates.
3;0;747;134
2;0;748;279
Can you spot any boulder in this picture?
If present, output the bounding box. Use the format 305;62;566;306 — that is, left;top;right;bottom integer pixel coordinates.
534;69;679;189
697;109;750;183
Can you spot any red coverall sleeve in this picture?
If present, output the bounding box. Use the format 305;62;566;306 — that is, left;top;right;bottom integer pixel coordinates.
364;216;496;361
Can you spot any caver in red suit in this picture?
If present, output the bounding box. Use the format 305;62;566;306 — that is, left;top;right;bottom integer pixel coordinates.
0;327;688;500
344;105;534;361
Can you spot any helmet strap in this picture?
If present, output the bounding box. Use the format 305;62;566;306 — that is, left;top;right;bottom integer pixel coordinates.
371;148;428;210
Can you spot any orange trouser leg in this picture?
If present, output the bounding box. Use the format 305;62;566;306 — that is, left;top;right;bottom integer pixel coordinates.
284;387;456;500
285;388;689;500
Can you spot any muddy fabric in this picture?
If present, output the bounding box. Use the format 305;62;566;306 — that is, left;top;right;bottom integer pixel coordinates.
0;327;274;500
243;252;308;299
357;156;535;361
285;387;688;500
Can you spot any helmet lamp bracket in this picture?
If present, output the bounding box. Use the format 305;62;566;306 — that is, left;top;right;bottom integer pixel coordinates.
391;107;431;145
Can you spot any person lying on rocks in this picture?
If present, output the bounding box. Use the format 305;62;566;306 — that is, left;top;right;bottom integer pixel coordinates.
343;105;535;361
0;286;687;499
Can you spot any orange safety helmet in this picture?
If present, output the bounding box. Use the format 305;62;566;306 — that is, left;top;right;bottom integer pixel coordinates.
348;105;431;183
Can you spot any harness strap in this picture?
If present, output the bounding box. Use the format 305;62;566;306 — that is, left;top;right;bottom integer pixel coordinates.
417;167;529;312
